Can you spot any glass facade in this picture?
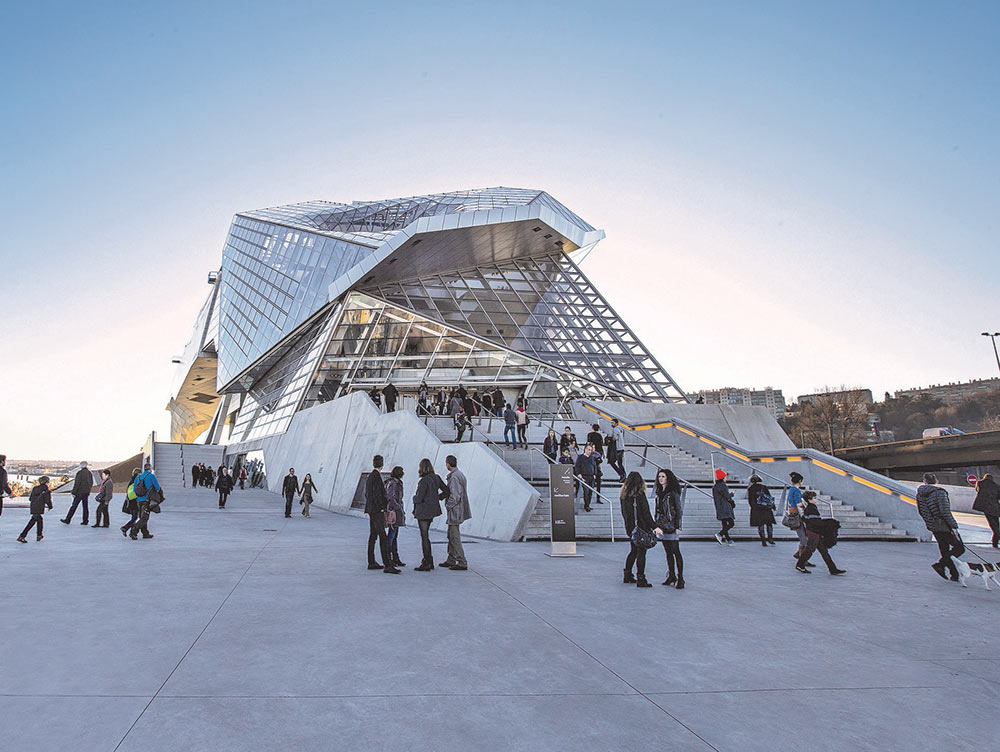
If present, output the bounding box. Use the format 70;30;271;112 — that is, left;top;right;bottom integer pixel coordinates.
177;187;689;446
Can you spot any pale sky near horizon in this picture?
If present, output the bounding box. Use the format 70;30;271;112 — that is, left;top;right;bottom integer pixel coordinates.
1;1;998;460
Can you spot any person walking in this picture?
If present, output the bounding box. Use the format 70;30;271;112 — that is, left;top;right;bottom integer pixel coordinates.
369;386;382;411
481;391;492;417
574;443;597;512
120;468;140;536
238;465;247;490
383;382;399;412
300;473;317;518
454;407;471;443
586;424;605;455
608;418;627;482
91;469;113;528
559;425;577;455
62;461;93;525
492;387;504;417
192;463;201;488
442;455;472;570
384;466;406;567
621;471;654;588
436;387;448;416
972;472;1000;548
282;468;300;518
654;468;685;588
216;467;234;508
916;472;964;581
796;491;846;575
543;429;559;462
364;456;399;574
128;462;161;540
747;475;776;546
17;475;52;543
785;472;812;565
515;404;529;448
712;469;736;544
412;458;449;571
418;382;429;415
503;403;518;449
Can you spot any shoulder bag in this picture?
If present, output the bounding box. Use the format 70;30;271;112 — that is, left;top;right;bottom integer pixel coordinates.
630;497;658;549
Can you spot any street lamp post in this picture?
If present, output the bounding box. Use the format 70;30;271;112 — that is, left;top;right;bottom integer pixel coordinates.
981;332;1000;376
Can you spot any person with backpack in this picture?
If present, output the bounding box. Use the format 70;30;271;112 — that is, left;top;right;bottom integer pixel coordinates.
364;456;399;574
503;403;518;449
120;469;140;536
412;458;449;571
300;473;317;518
972;472;1000;548
454;407;471;443
17;475;52;543
712;469;736;544
216;467;234;508
384;466;405;567
91;469;113;528
620;472;655;588
62;461;93;525
654;468;685;588
796;491;846;575
747;474;776;546
127;462;161;540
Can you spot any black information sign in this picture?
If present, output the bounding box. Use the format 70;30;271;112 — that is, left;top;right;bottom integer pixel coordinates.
549;463;576;543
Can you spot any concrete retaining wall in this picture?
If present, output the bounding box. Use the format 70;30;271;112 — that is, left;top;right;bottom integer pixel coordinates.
251;391;539;541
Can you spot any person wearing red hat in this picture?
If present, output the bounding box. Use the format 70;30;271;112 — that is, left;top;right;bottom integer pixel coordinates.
712;469;736;544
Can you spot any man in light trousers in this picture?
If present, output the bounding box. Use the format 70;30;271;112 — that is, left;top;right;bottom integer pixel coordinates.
441;455;472;571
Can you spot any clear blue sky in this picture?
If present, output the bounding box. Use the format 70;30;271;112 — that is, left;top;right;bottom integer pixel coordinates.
2;1;998;459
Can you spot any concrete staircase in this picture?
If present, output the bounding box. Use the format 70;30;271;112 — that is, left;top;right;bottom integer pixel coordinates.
153;442;225;493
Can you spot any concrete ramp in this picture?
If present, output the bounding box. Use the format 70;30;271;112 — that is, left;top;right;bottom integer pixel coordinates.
246;391;540;541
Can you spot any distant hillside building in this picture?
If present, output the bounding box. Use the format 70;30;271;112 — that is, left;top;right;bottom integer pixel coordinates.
894;378;1000;407
798;388;874;407
694;386;786;418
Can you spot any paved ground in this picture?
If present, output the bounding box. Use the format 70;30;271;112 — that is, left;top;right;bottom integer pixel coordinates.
1;488;998;752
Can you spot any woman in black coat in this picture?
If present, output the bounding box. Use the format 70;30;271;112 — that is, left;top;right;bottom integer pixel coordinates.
747;475;776;547
216;469;234;509
412;458;449;571
620;471;655;588
973;473;1000;548
654;468;685;588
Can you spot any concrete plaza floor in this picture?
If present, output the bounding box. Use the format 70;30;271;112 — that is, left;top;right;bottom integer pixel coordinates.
1;488;998;752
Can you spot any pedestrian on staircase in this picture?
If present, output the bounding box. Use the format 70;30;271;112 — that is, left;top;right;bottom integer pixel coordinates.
192;463;201;488
383;382;399;413
503;404;518;449
608;419;627;482
18;475;52;543
454;407;471;443
369;386;382;411
515;404;529;448
239;465;247;490
300;473;317;518
712;469;736;544
972;472;1000;548
282;468;300;518
216;467;234;508
574;444;597;512
492;387;504;417
621;472;654;588
92;469;113;528
654;468;685;588
747;475;776;546
62;461;93;526
543;429;559;462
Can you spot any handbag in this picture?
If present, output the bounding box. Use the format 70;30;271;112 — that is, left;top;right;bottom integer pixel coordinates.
781;508;801;530
385;508;397;526
630;498;658;549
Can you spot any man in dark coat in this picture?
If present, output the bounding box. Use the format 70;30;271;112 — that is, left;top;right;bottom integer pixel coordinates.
382;382;399;413
0;454;11;517
917;472;964;580
712;469;736;544
62;461;93;525
972;473;1000;548
364;455;399;573
192;463;201;488
492;387;505;417
282;468;300;518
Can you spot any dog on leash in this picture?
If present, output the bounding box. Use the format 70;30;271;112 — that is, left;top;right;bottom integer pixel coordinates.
952;557;1000;590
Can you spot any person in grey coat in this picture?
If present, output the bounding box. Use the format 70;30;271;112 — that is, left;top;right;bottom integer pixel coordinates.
62;461;93;525
442;455;472;570
91;469;113;528
916;473;964;581
712;469;736;544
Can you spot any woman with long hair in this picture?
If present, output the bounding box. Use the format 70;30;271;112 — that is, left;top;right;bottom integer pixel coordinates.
384;466;406;567
747;474;776;546
300;473;318;518
543;429;559;462
412;458;448;571
654;468;685;589
620;471;654;588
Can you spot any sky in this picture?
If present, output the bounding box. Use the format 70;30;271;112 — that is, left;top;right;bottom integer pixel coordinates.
1;1;998;460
